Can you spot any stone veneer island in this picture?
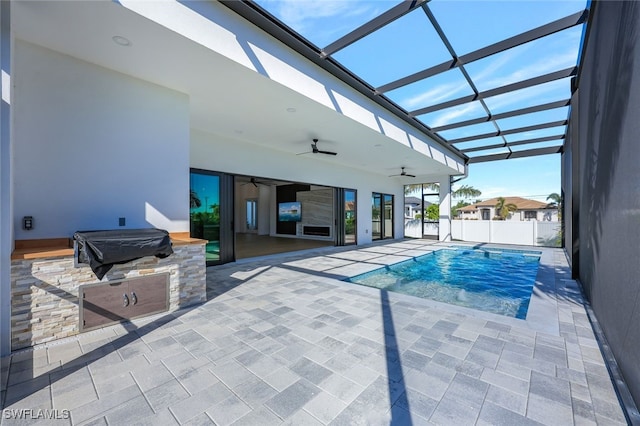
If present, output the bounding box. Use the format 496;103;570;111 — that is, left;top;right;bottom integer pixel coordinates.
10;234;206;350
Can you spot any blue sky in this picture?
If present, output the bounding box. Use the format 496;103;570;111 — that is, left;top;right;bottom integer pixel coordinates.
256;0;586;202
190;173;220;213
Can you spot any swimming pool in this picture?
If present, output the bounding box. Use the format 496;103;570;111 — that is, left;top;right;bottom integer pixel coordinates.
348;246;541;319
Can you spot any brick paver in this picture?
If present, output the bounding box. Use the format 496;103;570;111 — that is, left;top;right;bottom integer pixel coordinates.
0;240;627;425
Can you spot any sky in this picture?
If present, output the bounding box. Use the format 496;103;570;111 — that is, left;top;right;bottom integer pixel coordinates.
255;0;587;202
190;173;220;213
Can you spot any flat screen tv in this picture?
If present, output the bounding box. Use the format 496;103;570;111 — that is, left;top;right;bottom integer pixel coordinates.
278;202;301;222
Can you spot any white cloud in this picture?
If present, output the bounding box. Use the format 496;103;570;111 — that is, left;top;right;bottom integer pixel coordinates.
267;0;385;39
485;78;568;111
471;48;523;83
429;102;485;128
404;41;576;115
279;1;357;25
401;81;470;110
477;49;578;90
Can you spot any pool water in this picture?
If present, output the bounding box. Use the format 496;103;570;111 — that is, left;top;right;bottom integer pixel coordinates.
348;247;541;319
205;242;220;261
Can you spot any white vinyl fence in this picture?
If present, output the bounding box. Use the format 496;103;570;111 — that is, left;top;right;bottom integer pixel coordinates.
404;219;439;239
450;220;561;247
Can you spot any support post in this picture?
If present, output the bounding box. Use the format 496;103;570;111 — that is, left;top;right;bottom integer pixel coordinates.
439;177;451;242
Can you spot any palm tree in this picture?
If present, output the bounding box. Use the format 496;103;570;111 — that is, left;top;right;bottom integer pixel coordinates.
453;185;481;199
546;192;562;220
190;190;201;209
404;183;439;196
404;183;481;198
494;197;517;220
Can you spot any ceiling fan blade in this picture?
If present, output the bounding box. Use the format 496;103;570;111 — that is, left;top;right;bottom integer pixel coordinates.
389;167;415;177
317;150;337;156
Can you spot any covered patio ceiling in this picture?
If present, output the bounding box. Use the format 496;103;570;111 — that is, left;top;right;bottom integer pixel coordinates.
222;0;590;163
12;0;464;182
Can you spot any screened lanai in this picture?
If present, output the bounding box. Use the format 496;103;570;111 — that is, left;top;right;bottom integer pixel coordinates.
224;1;640;419
222;0;589;163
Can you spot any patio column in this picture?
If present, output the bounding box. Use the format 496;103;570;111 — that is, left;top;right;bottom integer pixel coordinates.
439;177;451;242
0;0;11;356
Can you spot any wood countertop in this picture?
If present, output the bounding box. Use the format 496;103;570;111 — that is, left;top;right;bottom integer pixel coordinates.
11;233;207;261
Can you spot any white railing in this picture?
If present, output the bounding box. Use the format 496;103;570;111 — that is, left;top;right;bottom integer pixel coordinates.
449;220;561;247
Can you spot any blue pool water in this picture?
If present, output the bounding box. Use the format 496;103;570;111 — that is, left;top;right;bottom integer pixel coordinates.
348;247;541;319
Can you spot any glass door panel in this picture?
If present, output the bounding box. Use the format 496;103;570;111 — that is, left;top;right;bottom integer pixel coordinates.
246;199;257;231
383;194;394;239
372;193;382;240
190;172;221;262
344;190;356;245
422;183;440;240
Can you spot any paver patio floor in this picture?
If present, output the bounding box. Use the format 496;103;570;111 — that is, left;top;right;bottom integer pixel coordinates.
1;240;627;425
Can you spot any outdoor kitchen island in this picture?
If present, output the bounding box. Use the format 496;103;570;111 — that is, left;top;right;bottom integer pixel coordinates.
10;230;207;351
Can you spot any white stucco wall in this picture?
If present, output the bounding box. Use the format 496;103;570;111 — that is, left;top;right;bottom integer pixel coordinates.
12;40;190;240
190;128;410;245
1;0;12;356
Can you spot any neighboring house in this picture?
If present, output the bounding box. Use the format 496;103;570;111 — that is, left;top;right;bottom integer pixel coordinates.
345;201;355;219
404;196;431;219
457;197;558;221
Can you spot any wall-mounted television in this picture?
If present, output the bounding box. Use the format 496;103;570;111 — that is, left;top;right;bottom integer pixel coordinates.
278;202;301;222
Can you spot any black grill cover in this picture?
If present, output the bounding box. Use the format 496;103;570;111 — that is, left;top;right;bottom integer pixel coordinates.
74;228;173;280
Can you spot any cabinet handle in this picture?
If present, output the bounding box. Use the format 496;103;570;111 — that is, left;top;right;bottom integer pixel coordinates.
131;291;138;305
123;293;129;307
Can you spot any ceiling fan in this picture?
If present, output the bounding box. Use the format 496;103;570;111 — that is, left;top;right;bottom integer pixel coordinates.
297;138;337;156
389;167;416;178
241;177;269;187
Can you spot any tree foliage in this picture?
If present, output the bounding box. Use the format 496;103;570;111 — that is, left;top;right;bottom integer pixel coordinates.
494;197;517;220
190;189;202;209
453;185;481;199
404;183;439;196
404;183;481;199
547;192;563;220
426;204;440;221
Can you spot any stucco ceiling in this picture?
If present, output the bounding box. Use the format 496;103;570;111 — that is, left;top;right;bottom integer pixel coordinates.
11;1;462;182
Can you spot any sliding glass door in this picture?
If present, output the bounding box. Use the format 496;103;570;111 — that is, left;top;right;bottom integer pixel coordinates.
373;192;393;240
190;169;234;265
336;188;357;246
344;190;357;245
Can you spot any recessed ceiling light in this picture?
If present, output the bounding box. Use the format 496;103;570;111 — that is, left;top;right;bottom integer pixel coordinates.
286;107;296;113
112;36;131;47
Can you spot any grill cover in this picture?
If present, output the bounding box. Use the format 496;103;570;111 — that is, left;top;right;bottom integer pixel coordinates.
74;228;173;279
